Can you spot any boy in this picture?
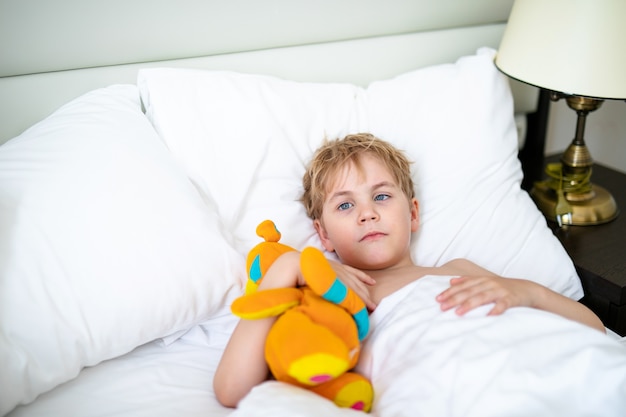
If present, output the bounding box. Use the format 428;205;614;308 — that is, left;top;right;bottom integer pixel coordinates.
214;133;604;408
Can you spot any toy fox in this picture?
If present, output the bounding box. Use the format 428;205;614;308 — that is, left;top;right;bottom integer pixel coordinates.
231;220;373;411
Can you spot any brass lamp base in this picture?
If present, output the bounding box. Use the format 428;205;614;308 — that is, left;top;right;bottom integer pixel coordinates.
531;181;619;226
532;94;620;226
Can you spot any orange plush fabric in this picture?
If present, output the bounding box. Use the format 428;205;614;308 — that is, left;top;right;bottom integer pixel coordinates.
231;220;373;412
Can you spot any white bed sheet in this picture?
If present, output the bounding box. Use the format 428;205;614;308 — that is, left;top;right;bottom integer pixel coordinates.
236;276;626;417
7;308;238;417
9;279;626;417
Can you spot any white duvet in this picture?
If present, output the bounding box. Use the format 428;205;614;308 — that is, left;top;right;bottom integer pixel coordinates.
236;275;626;417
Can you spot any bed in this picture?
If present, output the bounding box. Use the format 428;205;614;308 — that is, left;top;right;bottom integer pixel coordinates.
1;1;626;416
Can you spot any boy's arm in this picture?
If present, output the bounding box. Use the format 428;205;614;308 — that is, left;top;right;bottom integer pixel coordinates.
528;282;606;332
213;317;275;407
435;259;605;333
213;251;302;407
437;274;605;333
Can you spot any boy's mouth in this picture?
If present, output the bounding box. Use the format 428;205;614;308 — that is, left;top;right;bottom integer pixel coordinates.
360;231;386;242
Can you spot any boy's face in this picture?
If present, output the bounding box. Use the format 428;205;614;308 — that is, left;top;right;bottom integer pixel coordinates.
314;154;419;271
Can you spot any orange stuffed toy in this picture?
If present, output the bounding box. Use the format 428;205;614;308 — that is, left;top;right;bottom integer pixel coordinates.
231;220;374;412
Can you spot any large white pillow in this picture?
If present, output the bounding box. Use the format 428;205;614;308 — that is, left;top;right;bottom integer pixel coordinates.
138;47;582;299
364;48;579;294
0;85;245;415
139;69;361;252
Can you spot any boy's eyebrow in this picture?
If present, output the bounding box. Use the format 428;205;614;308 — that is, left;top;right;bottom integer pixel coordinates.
327;189;352;202
372;181;396;190
327;181;397;201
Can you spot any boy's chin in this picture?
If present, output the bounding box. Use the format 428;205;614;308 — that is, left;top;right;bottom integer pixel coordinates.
349;257;397;271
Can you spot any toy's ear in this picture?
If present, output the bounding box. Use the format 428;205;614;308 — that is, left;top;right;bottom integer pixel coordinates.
232;288;303;319
246;220;296;294
256;219;282;243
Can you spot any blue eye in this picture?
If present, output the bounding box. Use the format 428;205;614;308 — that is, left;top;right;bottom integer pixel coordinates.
374;194;390;201
338;202;353;211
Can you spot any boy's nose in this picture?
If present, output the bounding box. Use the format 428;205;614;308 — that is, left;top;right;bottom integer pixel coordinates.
359;208;379;223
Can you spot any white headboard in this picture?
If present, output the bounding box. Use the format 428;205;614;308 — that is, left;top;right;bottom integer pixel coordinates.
0;0;537;144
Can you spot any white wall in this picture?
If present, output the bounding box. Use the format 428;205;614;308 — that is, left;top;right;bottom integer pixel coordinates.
545;99;626;174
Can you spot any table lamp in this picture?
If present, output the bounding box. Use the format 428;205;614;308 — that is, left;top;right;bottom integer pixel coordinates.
495;0;626;226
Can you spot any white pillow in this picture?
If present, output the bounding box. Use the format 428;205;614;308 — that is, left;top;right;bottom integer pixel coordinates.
138;47;582;298
139;69;362;252
364;48;580;294
0;85;245;415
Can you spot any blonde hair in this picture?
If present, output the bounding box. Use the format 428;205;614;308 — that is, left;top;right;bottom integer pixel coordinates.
301;133;414;220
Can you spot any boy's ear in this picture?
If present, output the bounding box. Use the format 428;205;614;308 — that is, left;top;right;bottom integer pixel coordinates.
313;219;335;252
410;198;420;232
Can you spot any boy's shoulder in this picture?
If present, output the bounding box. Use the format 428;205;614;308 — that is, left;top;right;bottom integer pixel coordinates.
436;258;495;277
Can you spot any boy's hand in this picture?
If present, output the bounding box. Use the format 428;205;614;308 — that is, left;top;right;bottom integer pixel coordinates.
257;252;377;311
329;261;377;312
436;276;536;316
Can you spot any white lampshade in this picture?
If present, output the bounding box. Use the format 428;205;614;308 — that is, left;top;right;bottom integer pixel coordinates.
496;0;626;100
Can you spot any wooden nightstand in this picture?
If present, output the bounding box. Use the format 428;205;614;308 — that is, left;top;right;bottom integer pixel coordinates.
540;155;626;336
